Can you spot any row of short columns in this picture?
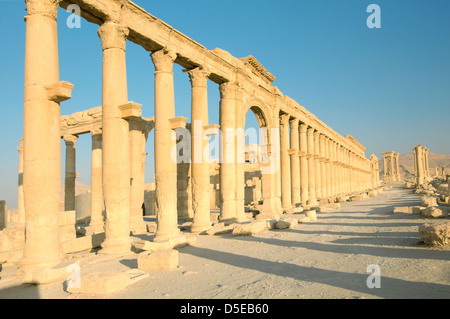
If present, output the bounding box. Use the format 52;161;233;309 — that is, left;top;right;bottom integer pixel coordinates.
279;115;373;210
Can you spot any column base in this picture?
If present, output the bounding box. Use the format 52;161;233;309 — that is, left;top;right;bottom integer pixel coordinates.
153;228;181;242
99;238;132;255
190;221;212;234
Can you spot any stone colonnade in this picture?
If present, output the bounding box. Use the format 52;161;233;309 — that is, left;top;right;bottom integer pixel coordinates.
17;0;377;278
381;151;400;183
413;144;431;187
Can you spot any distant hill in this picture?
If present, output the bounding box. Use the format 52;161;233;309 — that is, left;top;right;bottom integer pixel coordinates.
380;152;450;179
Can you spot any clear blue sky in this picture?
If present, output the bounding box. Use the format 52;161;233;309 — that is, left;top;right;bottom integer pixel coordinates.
1;0;449;208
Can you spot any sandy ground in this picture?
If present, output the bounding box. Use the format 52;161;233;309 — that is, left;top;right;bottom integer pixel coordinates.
0;184;449;299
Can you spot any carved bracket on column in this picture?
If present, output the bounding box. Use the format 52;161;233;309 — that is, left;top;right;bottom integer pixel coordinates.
46;81;74;103
204;124;220;136
305;154;313;159
169;116;188;130
298;151;307;157
288;149;297;156
119;102;142;119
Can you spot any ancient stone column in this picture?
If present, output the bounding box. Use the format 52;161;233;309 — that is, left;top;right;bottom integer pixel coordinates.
20;0;72;272
414;145;424;186
129;120;148;234
389;153;395;180
319;133;327;199
325;137;332;198
17;139;25;225
219;82;237;222
63;134;78;212
234;86;247;222
313;131;322;200
329;140;336;197
395;152;400;181
299;124;309;206
424;148;430;178
383;155;388;178
289;118;300;206
280;114;292;210
151;49;180;241
187;67;212;233
86;129;104;234
307;127;317;205
98;21;131;253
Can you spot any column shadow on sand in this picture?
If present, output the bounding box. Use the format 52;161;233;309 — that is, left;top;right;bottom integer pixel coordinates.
181;245;450;299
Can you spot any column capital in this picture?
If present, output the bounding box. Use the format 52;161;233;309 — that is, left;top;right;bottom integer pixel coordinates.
289;118;299;128
280;113;289;126
25;0;60;20
219;81;239;100
299;123;308;133
98;22;129;51
63;134;78;145
151;49;177;73
307;127;315;136
185;67;210;88
90;128;103;136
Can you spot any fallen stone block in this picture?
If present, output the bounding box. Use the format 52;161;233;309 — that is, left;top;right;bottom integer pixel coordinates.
393;207;413;214
421;196;438;207
297;216;311;223
133;234;196;252
63;233;105;254
232;221;267;236
138;249;178;272
265;219;278;230
275;218;298;229
254;212;280;221
412;206;425;215
68;271;131;295
305;210;317;222
419;222;450;247
422;207;448;219
292;206;304;214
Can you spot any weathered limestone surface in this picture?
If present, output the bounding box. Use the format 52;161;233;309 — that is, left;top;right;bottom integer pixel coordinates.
419;222;450;247
232;221;267;236
421;207;448;219
138;249;179;271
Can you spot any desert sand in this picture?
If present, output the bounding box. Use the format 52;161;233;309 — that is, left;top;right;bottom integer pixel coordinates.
0;184;449;299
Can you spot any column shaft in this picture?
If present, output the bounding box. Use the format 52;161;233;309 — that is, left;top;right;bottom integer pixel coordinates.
64;135;77;212
98;22;131;253
290;119;300;206
280;114;292;210
21;0;66;271
299;124;309;206
87;130;104;234
188;67;212;232
151;49;180;241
